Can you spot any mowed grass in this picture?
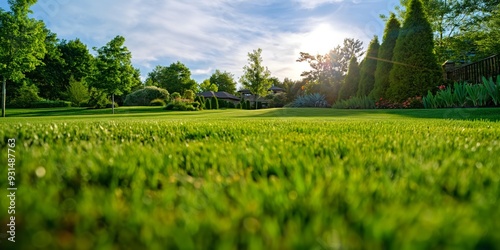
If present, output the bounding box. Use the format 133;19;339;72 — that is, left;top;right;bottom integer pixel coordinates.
1;108;500;249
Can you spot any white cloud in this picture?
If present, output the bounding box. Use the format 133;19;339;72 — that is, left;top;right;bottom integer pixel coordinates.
294;0;344;9
31;0;377;83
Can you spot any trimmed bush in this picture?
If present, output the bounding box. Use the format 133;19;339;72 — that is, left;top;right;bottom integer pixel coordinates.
372;13;401;99
358;36;380;97
387;0;442;102
150;98;166;106
171;92;181;100
183;90;195;101
332;96;376;109
124;86;169;106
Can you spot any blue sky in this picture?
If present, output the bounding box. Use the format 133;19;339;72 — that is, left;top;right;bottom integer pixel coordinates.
1;0;403;83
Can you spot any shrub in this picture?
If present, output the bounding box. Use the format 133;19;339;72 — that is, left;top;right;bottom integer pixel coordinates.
88;91;110;109
124;86;169;106
183;90;195;101
150;98;166;106
288;93;329;108
482;76;500;106
270;93;287;108
402;96;424;109
67;77;90;107
332;96;376;109
171;92;181;100
245;100;251;110
32;100;71;108
466;84;490;107
106;102;119;109
165;101;197;111
375;98;403;109
10;83;41;108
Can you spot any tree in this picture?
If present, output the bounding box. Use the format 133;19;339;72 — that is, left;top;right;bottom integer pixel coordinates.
338;57;361;100
26;28;66;100
0;0;47;117
91;35;140;113
372;14;401;100
357;36;380;97
296;38;364;104
59;39;94;83
200;79;218;92
395;0;500;62
146;62;198;95
209;69;237;94
388;0;442;102
473;4;500;57
66;76;89;106
240;48;271;109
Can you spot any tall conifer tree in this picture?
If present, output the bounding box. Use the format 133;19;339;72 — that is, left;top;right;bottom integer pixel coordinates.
387;0;442;102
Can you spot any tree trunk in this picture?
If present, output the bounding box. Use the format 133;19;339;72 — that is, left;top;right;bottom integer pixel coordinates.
2;76;6;118
255;94;258;110
112;93;115;114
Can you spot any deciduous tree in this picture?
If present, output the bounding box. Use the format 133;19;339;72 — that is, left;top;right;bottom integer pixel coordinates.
0;0;46;117
240;48;271;108
90;35;140;113
209;69;236;94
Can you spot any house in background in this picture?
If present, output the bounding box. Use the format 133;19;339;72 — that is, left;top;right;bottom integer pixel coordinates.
197;91;240;105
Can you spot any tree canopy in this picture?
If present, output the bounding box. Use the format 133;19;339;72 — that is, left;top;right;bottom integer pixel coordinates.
0;0;46;117
147;62;198;95
240;48;272;97
209;69;237;94
90;35;140;112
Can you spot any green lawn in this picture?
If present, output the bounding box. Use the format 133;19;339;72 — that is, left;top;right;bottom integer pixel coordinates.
1;108;499;249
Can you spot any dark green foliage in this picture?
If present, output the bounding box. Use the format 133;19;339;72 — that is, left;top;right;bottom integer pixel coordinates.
332;96;376;109
212;97;219;110
165;101;197;111
183;89;195;101
338;57;361;100
210;70;237;94
9;83;41;108
194;96;206;110
358;36;380;97
269;93;287;107
88;90;110;109
388;0;443;102
245;100;251;110
171;92;181;100
66;76;90;107
372;14;401;99
124;86;169;106
147;62;198;94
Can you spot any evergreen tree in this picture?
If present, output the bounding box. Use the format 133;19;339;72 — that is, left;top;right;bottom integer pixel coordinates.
357;36;380;97
387;0;442;102
338;56;360;100
371;13;401;100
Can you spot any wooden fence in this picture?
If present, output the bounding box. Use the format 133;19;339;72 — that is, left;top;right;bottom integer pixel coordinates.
443;54;499;84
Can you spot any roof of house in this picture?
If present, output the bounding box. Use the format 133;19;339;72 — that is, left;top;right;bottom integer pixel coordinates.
268;86;284;92
198;91;240;101
237;89;253;94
